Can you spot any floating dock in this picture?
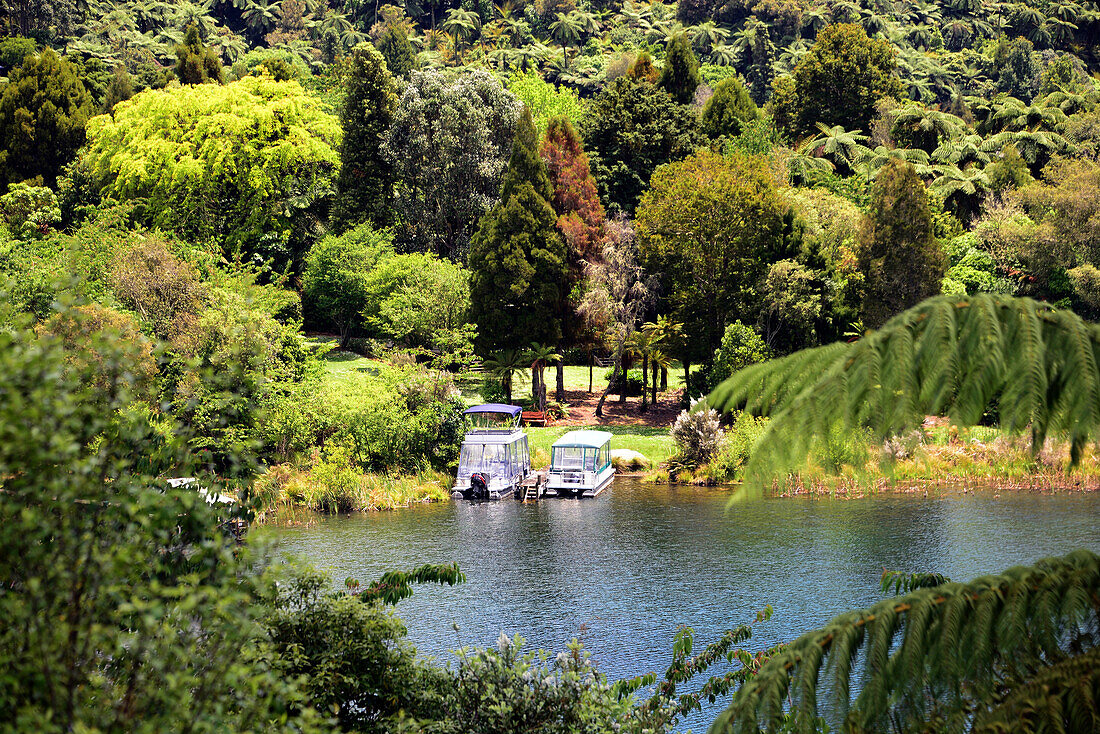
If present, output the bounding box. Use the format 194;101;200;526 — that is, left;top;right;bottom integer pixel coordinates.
519;471;548;501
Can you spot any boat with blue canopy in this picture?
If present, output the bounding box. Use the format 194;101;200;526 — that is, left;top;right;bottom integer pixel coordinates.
452;404;531;500
547;430;615;497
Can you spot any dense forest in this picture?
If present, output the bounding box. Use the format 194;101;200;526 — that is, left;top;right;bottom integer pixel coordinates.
3;0;1100;731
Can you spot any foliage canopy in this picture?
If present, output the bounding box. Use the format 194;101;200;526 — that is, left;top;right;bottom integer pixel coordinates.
83;76;341;272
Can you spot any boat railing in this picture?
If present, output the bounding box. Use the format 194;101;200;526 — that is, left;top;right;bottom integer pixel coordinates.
465;427;523;436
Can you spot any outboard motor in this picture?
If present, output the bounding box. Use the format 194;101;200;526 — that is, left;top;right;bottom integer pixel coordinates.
470;472;490;501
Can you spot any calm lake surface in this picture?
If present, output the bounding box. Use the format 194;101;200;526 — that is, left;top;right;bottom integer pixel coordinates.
270;480;1100;730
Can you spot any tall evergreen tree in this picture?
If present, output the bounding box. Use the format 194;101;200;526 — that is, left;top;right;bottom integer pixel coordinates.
857;158;945;328
377;24;416;78
658;33;701;105
174;24;224;85
331;43;398;233
468;108;568;354
541;115;604;268
0;48;93;189
584;76;704;215
700;77;760;140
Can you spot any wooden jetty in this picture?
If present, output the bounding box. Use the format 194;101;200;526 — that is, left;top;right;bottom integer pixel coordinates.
520;470;548;501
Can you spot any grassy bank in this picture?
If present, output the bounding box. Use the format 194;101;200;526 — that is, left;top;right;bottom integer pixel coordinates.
526;425;675;469
656;419;1100;494
254;462;451;515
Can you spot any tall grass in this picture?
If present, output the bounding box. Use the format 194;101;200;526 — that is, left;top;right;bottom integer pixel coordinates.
252;459;450;516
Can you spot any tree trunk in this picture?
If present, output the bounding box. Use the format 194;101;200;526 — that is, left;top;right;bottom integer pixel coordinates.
589;354;593;393
596;348;624;418
619;355;629;404
661;367;668;391
683;361;690;406
555;361;564;403
652;366;659;405
640;358;648;412
540;370;548;412
504;375;512;405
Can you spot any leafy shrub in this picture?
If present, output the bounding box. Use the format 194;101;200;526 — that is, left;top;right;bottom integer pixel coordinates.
603;366;646;396
0;183;61;236
109;235;205;339
261;568;442;733
670;400;723;469
706;412;768;482
305;447;363;513
445;634;632;734
303;223;393;346
707;321;770;391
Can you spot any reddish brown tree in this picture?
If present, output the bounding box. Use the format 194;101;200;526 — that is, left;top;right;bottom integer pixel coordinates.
540;115;605;272
541;115;606;400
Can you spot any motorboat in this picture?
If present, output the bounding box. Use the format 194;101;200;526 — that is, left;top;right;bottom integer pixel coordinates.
452;404;531;500
547;430;615;497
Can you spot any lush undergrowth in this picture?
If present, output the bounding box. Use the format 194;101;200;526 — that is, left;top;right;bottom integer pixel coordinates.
253;461;450;515
658;416;1100;492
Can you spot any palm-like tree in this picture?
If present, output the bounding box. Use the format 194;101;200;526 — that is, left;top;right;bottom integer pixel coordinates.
172;1;219;38
441;8;480;56
892;105;967;153
483;349;527;405
799;124;873;174
930;164;990;220
626;328;659;412
241;0;280;36
548;11;583;66
989;98;1067;134
526;343;562;413
708;43;739;66
648;349;672;405
1044;17;1077;45
859;146;933;179
932;133;992;168
688;20;728;55
800;7;829;38
981;129;1071;173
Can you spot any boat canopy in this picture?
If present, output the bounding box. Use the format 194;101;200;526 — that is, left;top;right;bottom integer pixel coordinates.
462;404;522;418
551;430;613;449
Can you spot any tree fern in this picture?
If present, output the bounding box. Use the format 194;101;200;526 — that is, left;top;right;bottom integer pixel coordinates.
706;294;1100;489
709;550;1100;734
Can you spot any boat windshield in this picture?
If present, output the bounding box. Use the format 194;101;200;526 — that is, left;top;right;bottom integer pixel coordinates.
458;442;520;478
552;445;604;472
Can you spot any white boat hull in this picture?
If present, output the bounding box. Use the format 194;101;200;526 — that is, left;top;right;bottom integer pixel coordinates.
547;466;615;498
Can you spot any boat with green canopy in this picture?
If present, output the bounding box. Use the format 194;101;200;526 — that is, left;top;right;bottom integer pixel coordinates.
547;430;614;497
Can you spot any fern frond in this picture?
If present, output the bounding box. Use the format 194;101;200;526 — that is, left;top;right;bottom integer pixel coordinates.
708;550;1100;734
706;295;1100;490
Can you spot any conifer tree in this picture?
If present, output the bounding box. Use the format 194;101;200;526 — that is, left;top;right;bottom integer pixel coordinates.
858;158;944;328
330;43;398;233
541;115;604;268
174;24;224;85
658;33;701;105
700;77;760;140
469;108;568;354
0;48;93;189
626;50;659;83
377;24;416;78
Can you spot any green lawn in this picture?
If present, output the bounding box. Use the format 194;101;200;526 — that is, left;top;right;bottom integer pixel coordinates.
307;338;387;387
526;425;674;468
456;363;689;407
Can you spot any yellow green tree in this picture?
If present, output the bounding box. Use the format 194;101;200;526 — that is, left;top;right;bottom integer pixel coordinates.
83;76;340;272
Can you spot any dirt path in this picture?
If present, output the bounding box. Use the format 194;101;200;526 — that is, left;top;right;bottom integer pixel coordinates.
554;388;685;428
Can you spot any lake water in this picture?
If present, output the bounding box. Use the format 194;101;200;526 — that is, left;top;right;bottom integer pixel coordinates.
270;480;1100;730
